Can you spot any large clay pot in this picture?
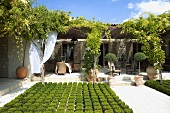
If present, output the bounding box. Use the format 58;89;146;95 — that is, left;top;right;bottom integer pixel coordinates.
134;75;143;86
85;69;98;82
16;66;27;79
146;66;158;80
108;76;115;86
86;73;94;82
97;77;100;83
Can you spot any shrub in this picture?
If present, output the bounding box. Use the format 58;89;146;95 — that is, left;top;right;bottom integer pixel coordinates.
124;108;133;113
84;106;93;111
102;105;112;111
27;106;37;111
76;105;83;110
8;108;17;112
104;110;114;113
34;111;42;113
66;110;74;113
84;110;93;113
93;102;100;106
67;106;74;110
94;110;103;113
145;80;170;96
114;107;124;113
46;107;56;112
74;110;83;113
105;53;118;63
93;106;102;110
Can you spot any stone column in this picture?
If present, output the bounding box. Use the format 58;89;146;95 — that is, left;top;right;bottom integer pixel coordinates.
126;41;133;63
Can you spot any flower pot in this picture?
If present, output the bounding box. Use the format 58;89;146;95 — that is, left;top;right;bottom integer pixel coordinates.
134;75;143;86
146;66;158;80
108;76;115;86
85;69;98;82
16;66;27;79
97;77;100;82
86;73;94;82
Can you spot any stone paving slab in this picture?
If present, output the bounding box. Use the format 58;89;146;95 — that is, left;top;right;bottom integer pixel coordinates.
110;85;170;113
0;81;37;107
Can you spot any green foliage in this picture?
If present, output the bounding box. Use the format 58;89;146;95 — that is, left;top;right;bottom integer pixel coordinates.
134;52;146;61
105;53;118;62
83;24;110;74
1;0;111;62
134;52;147;74
121;12;170;70
0;82;133;112
145;80;170;96
83;28;102;74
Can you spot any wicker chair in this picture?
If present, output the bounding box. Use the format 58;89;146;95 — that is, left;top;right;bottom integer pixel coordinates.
105;62;121;75
56;62;66;75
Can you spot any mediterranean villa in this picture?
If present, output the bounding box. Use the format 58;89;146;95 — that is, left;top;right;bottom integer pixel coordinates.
0;24;170;78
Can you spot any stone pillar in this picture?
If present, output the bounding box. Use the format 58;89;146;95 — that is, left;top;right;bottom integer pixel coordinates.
109;41;118;56
126;41;133;63
74;41;82;64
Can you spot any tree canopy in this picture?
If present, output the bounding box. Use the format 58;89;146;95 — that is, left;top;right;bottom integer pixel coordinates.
0;0;110;39
0;0;110;60
120;12;170;70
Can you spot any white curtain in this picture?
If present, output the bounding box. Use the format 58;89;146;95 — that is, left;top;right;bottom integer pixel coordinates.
29;39;43;73
29;31;58;74
42;31;58;65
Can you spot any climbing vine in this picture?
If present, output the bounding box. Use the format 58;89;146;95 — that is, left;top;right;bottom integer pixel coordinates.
121;12;170;70
0;0;111;61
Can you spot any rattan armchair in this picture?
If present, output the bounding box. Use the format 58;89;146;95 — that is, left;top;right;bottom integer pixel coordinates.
56;62;66;75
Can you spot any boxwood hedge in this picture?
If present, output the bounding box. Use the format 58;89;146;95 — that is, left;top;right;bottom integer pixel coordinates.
0;82;133;113
144;80;170;96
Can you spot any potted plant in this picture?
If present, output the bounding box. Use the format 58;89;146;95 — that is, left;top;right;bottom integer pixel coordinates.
16;40;28;79
105;53;118;86
105;53;118;76
83;28;103;83
134;52;146;86
83;48;100;82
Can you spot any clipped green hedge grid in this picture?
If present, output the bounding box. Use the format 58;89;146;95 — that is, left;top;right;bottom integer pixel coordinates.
0;82;133;113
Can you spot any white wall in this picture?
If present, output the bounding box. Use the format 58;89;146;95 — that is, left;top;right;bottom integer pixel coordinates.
8;38;32;78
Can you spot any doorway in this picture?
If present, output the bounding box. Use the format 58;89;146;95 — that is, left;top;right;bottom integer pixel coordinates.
98;43;108;67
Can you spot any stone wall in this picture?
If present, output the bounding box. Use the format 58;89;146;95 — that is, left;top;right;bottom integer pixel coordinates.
50;42;62;61
74;41;82;64
126;41;133;62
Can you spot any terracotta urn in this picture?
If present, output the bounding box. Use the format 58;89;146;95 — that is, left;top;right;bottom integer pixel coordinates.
134;75;143;86
86;69;98;82
146;66;158;80
16;66;27;79
108;76;116;86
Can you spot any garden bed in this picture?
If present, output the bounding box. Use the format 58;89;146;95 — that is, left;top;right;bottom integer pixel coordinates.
145;80;170;96
0;82;133;113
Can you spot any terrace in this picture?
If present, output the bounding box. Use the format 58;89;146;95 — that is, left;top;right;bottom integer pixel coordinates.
1;1;170;113
0;68;170;113
1;68;170;113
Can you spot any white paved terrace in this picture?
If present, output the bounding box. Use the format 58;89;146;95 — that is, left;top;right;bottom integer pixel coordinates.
111;85;170;113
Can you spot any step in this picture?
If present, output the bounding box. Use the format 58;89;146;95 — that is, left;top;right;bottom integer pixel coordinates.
32;73;86;82
108;80;136;86
0;78;30;97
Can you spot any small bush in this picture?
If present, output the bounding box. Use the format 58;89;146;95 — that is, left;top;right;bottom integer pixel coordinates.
104;110;114;113
124;108;133;113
